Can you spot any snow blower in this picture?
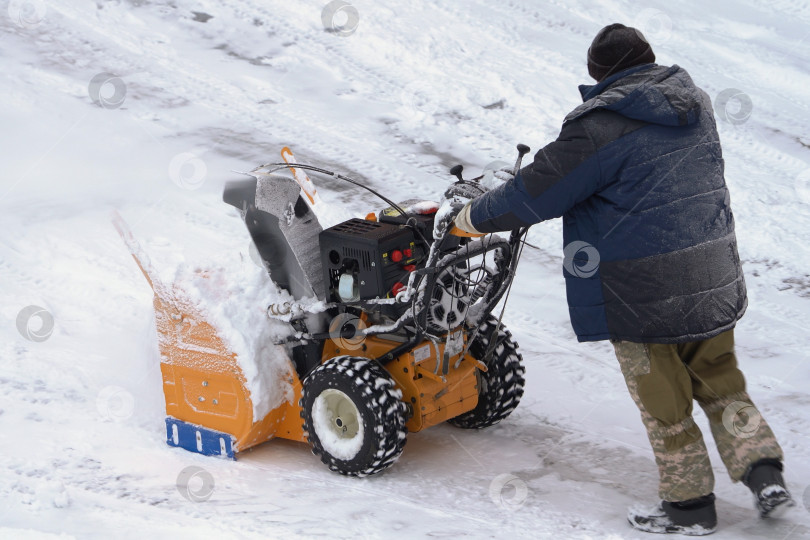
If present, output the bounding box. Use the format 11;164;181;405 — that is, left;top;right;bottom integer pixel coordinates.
117;145;530;476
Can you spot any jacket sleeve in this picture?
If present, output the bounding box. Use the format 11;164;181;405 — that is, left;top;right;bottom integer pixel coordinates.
469;118;602;233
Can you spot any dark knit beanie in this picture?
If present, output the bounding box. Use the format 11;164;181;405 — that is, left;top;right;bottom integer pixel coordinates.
587;23;656;82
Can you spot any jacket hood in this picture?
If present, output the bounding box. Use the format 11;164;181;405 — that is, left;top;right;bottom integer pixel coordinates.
566;64;703;127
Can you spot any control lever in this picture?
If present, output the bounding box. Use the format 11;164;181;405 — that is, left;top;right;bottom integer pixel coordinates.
449;164;465;182
513;143;531;174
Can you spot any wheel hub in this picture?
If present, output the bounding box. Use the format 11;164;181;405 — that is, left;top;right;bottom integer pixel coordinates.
311;388;364;460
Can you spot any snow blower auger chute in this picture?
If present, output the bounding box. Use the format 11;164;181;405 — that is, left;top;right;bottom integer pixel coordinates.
112;211;307;460
120;144;530;474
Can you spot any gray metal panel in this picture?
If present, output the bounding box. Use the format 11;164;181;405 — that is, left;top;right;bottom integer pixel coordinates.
255;175;326;300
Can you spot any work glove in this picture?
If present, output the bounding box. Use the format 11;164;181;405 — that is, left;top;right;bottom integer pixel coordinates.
453;201;481;234
433;198;464;235
493;167;515;182
481;166;515;190
440;173;489;235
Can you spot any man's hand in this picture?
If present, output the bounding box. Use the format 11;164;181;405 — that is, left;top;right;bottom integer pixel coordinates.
481;166;516;190
493;166;516;183
434;198;464;231
453;201;480;234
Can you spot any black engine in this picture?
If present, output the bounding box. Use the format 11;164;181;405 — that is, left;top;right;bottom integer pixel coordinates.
319;207;437;319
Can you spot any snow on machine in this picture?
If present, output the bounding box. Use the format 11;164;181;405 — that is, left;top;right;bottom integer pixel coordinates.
116;146;530;476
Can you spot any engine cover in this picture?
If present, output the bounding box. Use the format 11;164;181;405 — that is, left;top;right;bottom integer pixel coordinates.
319;218;428;317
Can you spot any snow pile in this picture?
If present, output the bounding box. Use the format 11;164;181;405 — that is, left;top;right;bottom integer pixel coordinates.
171;254;296;419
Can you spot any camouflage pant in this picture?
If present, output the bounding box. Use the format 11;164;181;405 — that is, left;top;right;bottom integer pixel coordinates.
612;329;783;502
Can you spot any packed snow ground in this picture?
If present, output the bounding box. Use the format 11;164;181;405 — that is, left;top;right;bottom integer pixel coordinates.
2;0;810;538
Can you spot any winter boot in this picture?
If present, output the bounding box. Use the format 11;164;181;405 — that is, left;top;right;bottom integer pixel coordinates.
628;493;717;536
742;458;795;518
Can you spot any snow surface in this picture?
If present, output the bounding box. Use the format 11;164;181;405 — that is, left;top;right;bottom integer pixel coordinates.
2;0;810;539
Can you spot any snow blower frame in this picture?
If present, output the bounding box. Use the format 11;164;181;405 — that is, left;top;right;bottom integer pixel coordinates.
117;146;530;476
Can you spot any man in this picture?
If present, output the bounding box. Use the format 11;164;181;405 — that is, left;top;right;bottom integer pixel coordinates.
454;23;794;535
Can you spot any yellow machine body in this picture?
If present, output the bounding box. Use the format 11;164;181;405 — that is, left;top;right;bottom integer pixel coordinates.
114;211;483;460
153;292;307;449
113;212;306;459
321;334;480;433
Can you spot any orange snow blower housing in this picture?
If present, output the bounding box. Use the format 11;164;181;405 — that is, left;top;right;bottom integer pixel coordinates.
116;147;526;475
113;212;306;456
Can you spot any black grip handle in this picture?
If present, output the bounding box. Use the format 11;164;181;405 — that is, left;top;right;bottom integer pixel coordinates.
449;164;464;182
513;143;531;173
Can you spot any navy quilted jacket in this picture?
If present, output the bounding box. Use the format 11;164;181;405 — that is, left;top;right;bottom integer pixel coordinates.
469;64;747;343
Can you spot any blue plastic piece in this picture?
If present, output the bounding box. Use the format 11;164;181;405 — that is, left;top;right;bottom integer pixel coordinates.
165;417;236;460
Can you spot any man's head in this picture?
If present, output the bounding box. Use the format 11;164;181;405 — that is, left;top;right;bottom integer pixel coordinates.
587;23;656;82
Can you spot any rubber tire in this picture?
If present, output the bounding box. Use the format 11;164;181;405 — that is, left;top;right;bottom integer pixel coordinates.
448;316;525;429
301;356;408;476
